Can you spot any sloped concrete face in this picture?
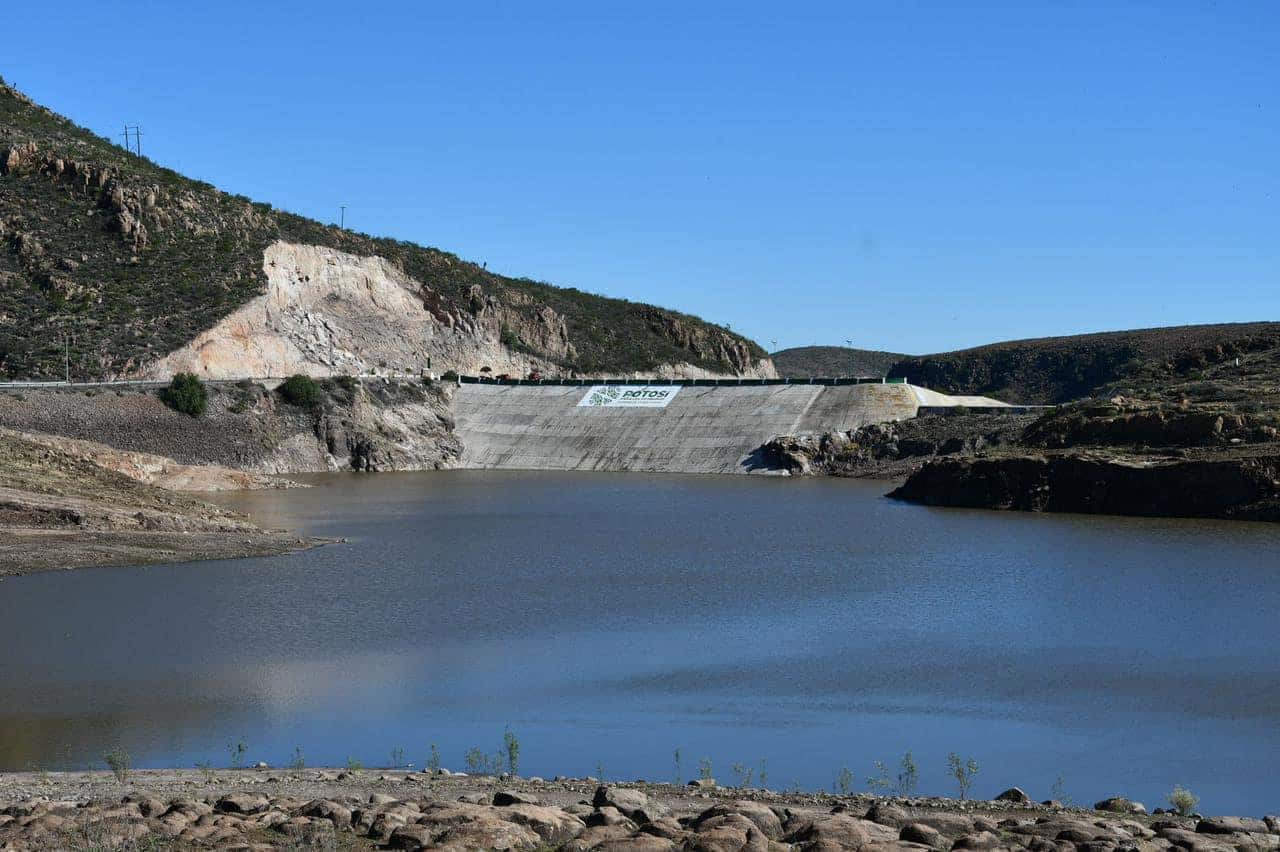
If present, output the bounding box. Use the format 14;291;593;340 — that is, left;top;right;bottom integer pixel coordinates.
452;383;923;474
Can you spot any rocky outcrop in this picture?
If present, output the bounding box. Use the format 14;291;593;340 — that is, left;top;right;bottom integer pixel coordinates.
888;452;1280;522
0;379;460;476
1024;398;1277;449
141;242;561;381
761;414;1036;477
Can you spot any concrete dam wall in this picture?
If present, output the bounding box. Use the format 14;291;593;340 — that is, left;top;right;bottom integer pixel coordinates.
452;382;995;474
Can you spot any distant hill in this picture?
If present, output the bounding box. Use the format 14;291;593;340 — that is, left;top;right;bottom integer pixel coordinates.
772;346;908;378
887;322;1280;404
0;77;768;380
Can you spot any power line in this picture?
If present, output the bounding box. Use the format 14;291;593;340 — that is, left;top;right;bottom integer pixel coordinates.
120;124;142;155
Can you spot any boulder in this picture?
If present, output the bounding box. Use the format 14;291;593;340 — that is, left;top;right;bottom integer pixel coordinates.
693;801;784;840
215;793;269;815
1199;819;1271;836
498;803;586;844
639;816;690;840
494;790;541;806
867;803;912;828
1161;827;1237;852
996;788;1032;804
901;822;944;847
909;812;982;837
592;787;669;823
1096;798;1148;815
1059;828;1102;843
388;824;436;851
429;816;541;851
299;799;352;829
952;830;1004;850
588;807;637;828
786;813;898;849
563;824;635;851
686;812;769;852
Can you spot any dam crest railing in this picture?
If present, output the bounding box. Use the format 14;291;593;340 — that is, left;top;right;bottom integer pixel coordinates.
458;376;909;387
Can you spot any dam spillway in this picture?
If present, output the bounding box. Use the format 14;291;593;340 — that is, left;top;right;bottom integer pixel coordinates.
451;381;1006;474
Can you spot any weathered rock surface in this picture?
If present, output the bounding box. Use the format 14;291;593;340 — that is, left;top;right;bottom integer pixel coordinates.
1;769;1276;851
888;452;1280;522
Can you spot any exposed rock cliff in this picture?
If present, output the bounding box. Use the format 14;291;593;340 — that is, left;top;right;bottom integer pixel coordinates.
762;414;1035;477
141;242;564;380
889;451;1280;522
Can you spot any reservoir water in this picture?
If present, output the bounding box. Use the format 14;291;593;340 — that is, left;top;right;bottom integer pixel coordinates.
1;471;1277;814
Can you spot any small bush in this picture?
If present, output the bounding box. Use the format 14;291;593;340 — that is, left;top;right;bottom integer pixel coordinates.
503;728;520;777
227;738;247;769
278;374;322;407
287;747;305;770
441;370;460;383
947;752;979;800
159;372;208;417
104;746;130;783
1168;785;1199;817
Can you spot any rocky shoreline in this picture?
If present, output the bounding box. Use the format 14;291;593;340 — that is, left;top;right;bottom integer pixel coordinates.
0;768;1273;851
887;450;1280;522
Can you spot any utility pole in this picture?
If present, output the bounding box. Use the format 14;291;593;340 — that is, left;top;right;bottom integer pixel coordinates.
120;125;142;155
339;205;346;229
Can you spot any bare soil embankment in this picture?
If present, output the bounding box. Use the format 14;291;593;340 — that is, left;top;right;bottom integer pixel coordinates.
0;377;460;474
0;428;311;575
0;767;1269;851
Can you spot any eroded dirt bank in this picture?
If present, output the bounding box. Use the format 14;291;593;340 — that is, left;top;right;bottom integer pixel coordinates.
0;428;312;575
0;769;1270;851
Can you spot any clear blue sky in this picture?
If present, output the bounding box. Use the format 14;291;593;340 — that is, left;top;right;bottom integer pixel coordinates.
3;1;1275;354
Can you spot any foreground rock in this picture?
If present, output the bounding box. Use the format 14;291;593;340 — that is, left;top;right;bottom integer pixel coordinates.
1;770;1278;851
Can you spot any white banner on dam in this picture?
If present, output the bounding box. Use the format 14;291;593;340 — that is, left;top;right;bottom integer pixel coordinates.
578;385;682;408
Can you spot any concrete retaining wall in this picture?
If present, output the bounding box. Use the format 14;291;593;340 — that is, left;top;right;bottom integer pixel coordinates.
452;382;928;474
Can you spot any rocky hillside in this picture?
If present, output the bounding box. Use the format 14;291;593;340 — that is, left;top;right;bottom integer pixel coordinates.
886;323;1280;405
772;346;907;378
774;333;1280;523
0;77;770;381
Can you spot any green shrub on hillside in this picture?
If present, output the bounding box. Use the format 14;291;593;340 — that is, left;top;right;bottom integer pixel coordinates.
159;373;208;417
279;374;322;408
